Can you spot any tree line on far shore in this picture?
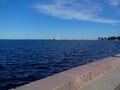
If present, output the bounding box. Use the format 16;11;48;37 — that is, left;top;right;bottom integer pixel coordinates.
98;36;120;40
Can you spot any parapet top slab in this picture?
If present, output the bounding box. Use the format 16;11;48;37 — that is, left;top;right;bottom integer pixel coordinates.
114;54;120;57
60;64;95;77
14;73;73;90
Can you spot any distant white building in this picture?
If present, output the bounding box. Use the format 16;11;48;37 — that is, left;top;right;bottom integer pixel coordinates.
50;37;60;40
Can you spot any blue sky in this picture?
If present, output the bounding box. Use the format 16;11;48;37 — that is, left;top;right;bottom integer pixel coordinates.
0;0;120;39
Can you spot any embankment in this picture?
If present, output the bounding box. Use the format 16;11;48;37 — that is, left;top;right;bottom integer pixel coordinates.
10;54;120;90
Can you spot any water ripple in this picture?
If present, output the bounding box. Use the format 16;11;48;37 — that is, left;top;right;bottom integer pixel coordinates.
0;40;120;90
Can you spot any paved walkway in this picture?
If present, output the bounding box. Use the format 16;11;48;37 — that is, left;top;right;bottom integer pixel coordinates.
77;66;120;90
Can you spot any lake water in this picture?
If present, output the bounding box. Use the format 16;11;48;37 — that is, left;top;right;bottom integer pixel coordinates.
0;40;120;90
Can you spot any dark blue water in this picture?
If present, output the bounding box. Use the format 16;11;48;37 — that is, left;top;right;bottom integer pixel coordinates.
0;40;120;90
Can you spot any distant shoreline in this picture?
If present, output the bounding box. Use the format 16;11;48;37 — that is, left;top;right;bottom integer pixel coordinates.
0;39;98;41
0;39;119;41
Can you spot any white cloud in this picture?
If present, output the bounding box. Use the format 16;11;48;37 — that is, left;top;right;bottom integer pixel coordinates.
34;0;120;24
109;0;120;7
